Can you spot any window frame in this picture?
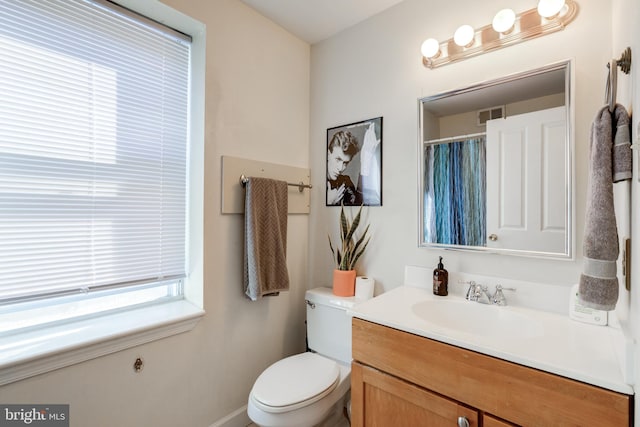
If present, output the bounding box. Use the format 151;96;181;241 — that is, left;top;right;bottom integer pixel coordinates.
0;0;205;386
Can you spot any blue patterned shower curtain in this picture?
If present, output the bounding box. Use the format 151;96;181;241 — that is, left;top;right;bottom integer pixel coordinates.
424;137;486;246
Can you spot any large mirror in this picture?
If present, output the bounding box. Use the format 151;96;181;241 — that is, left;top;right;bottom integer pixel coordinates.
418;61;573;258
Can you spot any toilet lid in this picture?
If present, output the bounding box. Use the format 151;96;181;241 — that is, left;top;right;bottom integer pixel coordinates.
251;352;340;413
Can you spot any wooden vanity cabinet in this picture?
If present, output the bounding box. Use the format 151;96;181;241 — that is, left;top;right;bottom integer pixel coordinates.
351;318;632;427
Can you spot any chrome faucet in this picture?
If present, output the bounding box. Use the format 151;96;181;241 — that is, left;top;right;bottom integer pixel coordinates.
463;281;516;306
464;281;492;304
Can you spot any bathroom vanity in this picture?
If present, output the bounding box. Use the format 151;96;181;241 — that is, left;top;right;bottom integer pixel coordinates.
351;319;630;426
349;282;634;426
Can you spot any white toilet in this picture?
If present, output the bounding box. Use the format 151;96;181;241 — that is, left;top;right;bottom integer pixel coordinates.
247;287;354;427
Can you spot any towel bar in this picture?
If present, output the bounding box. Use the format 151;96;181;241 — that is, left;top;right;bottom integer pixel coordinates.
605;47;632;113
240;174;312;193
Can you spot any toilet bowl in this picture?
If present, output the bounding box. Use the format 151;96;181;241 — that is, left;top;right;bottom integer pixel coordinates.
247;352;351;427
247;287;355;427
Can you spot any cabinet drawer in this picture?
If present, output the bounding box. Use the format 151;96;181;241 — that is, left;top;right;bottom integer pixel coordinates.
352;318;631;426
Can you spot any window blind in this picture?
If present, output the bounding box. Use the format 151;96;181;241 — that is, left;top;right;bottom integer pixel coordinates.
0;0;191;304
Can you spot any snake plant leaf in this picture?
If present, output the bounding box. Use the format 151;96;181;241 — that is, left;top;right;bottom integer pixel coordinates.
340;205;349;241
351;224;370;254
344;205;362;244
328;234;335;258
350;237;370;269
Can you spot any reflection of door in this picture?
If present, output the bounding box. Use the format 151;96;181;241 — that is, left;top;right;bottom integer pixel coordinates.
486;106;566;253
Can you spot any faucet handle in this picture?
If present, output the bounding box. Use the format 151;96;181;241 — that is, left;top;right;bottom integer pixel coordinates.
466;282;491;303
460;280;477;300
492;284;516;306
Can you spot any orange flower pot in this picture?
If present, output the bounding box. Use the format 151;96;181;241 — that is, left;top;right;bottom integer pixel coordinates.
333;269;356;296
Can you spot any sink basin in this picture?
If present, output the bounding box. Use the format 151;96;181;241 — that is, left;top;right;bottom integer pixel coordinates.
411;299;544;339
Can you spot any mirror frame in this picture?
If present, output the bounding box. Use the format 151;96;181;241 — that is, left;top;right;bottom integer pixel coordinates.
417;60;574;259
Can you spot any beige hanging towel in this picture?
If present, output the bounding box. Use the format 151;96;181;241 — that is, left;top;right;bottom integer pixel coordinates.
579;104;631;311
244;177;290;301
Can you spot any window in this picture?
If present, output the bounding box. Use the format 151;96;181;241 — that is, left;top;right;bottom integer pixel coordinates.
0;0;205;384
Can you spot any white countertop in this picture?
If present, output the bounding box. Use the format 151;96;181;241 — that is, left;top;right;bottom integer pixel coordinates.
348;285;634;395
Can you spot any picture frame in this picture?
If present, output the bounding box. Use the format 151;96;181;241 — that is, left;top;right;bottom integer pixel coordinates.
326;117;383;206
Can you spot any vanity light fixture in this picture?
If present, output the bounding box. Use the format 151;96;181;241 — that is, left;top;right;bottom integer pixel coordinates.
421;0;578;68
453;25;475;47
537;0;567;18
492;8;516;34
420;38;441;59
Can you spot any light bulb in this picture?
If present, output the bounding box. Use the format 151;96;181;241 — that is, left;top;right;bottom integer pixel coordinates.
454;25;475;47
421;38;440;59
537;0;566;18
492;8;516;34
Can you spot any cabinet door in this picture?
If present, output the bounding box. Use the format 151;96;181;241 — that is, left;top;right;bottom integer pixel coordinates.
351;362;479;427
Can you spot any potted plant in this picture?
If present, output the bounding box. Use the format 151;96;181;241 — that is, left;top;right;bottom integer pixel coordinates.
328;204;370;296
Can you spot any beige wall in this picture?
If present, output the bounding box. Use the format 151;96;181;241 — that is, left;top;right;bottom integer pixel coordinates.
0;1;310;426
310;0;613;292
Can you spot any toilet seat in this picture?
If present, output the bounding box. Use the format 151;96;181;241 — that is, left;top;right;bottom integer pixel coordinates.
250;352;340;413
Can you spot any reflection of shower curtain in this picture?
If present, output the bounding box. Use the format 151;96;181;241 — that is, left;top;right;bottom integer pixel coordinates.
424;137;486;246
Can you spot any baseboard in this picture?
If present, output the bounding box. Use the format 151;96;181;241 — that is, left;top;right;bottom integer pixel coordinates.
209;405;251;427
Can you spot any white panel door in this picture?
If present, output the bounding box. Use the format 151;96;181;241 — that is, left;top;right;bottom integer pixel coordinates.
486;106;567;253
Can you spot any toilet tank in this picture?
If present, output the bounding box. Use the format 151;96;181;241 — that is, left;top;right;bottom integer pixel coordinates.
305;287;355;365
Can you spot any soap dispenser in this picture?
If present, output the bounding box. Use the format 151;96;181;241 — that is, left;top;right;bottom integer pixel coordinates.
433;256;448;296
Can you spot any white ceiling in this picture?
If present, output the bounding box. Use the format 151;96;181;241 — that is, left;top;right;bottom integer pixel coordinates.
238;0;564;112
239;0;406;44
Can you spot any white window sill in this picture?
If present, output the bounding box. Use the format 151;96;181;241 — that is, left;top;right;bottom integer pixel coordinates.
0;300;204;386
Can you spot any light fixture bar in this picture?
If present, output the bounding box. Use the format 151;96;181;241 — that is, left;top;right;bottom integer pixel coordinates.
422;0;578;69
